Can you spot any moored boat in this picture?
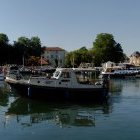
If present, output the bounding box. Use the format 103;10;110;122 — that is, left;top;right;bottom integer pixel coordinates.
101;66;140;79
5;68;109;101
101;61;140;79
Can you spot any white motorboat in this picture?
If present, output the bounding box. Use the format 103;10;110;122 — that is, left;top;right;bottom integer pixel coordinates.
101;66;139;78
5;68;109;100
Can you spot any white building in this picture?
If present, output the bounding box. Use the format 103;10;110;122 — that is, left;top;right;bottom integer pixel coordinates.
102;61;116;69
42;47;66;67
129;51;140;66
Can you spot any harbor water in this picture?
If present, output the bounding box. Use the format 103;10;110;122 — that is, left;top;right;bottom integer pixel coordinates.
0;79;140;140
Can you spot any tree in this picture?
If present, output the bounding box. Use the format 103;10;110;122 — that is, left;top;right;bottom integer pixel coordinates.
12;37;30;65
65;47;93;67
30;36;41;56
65;52;73;67
93;33;125;66
17;36;30;57
0;33;9;44
0;33;43;65
0;33;9;64
13;36;42;65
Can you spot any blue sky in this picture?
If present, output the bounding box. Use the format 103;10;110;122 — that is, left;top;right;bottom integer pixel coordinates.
0;0;140;56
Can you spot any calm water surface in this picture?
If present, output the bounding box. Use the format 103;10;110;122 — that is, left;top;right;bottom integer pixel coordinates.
0;79;140;140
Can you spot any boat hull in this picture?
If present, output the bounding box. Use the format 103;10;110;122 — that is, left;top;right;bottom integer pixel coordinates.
7;81;108;101
102;73;137;79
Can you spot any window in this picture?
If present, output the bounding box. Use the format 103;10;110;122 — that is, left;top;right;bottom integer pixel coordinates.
51;55;53;58
61;71;70;78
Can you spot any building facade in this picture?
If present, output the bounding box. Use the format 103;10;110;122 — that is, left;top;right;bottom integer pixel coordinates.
129;51;140;66
42;47;66;67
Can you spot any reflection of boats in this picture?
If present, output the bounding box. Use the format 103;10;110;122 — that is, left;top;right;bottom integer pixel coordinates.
109;79;123;93
0;66;4;80
0;81;10;107
5;68;109;100
0;73;4;80
75;111;95;126
5;97;111;127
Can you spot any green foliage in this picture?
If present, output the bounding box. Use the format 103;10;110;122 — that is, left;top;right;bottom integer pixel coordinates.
30;36;42;56
93;33;125;66
65;46;94;67
0;33;9;45
13;36;42;65
0;32;126;67
65;52;73;67
0;33;9;65
0;33;43;65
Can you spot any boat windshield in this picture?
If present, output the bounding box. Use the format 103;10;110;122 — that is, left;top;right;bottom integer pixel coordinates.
52;70;61;79
54;71;60;77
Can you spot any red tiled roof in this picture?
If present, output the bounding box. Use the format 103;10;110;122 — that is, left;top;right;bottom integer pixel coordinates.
39;58;48;65
45;47;65;51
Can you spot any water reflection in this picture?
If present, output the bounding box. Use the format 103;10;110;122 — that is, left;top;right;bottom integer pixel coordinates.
1;79;140;140
5;97;112;128
109;79;140;95
3;78;140;129
0;81;10;106
109;79;123;93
